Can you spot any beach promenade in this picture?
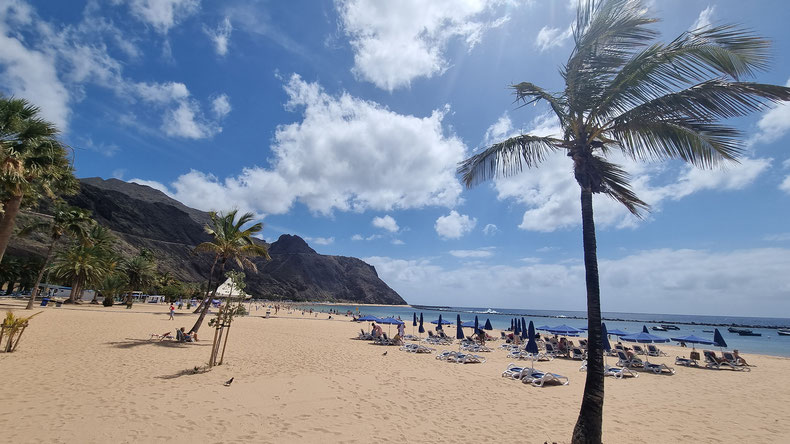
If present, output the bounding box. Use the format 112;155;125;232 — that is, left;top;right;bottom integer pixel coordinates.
1;301;788;443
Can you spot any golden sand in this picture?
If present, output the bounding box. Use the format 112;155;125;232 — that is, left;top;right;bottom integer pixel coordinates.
1;300;788;443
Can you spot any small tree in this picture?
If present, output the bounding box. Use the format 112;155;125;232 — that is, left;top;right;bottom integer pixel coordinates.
0;310;41;352
120;253;156;308
208;271;246;367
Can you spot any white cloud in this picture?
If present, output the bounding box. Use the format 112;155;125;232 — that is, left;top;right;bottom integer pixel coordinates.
79;137;119;157
490;113;770;232
690;5;715;31
482;112;513;146
205;16;232;56
366;247;790;316
482;223;498;236
764;233;790;242
305;236;334;245
130;178;172;195
352;233;383;241
351;234;364;241
391;239;405;245
162;100;219;139
211;93;231;118
781;176;790;194
372;215;399;233
535;24;573;52
753;78;790;144
449;247;494;258
142;74;465;216
127;0;199;34
435;210;477;239
337;0;509;91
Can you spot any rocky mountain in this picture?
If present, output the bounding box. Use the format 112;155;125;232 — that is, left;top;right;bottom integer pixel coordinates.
9;178;406;305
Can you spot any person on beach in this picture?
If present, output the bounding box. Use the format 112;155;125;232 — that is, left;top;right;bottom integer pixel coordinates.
397;322;405;337
178;327;197;342
733;350;750;366
169;304;175;320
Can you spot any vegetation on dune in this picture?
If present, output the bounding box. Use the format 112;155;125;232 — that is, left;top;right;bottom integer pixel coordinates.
457;0;790;442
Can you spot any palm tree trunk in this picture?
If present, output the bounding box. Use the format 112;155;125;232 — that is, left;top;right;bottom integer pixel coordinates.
194;255;219;313
26;239;57;309
572;189;605;444
0;193;23;263
190;259;225;334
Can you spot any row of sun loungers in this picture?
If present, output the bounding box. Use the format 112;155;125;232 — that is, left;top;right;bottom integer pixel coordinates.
703;350;751;371
616;351;675;374
400;343;435;354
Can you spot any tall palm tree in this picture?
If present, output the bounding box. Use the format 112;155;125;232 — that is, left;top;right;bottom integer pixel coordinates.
120;253;156;307
457;1;790;442
20;205;94;309
189;210;270;334
0;97;78;262
50;243;107;303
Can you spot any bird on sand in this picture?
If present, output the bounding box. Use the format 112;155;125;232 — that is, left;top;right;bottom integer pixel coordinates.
224;377;234;386
382;351;387;356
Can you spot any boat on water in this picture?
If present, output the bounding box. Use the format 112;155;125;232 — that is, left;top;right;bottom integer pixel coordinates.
702;330;714;333
652;326;667;331
728;327;762;336
660;324;680;330
778;329;790;336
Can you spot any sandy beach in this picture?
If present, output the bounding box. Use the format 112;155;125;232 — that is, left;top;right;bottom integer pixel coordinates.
1;300;789;443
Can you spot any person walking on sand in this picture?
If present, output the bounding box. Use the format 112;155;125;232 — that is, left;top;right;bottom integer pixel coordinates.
169;304;175;320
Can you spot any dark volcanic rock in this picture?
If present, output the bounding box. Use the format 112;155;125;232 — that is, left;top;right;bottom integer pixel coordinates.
11;177;406;305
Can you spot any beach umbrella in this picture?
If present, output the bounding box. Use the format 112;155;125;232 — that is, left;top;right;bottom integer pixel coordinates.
418;313;425;336
484;319;493;331
521;318;528;340
379;317;403;336
456;314;464;350
525;321;539;368
713;328;727;348
536;325;552;331
514;319;521;335
461;320;478;328
601;323;612;352
547;324;584;336
606;328;630;337
437;314;444;331
619;331;669;344
510;319;514;331
430;318;453;325
357;315;381;322
412;312;417;336
670;334;714;350
642;325;649;333
474;316;479;335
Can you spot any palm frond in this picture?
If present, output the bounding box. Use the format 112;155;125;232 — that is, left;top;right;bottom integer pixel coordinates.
589;155;649;216
608;117;742;167
457;135;562;188
511;82;567;121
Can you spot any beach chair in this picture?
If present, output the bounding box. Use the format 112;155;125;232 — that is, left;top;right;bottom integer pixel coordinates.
415;344;435;354
520;369;569;387
436;350;456;361
643;361;675;375
453;353;486;364
647;344;668;357
675;356;699;367
150;331;174;341
721;352;751;371
502;363;533;380
605;365;638;379
632;345;647;355
400;343;419;352
616;351;644;368
703;350;745;371
438;331;454;344
500;331;508;341
570;347;586;360
544;343;562;358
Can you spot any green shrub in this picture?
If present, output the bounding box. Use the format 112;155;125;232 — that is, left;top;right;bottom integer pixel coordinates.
102;296;114;307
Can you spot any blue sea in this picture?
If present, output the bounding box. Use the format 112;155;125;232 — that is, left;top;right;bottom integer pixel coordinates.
296;304;790;357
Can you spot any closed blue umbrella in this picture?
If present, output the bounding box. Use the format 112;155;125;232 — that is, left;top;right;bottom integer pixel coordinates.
437;314;444;331
474;316;479;334
642;325;649;333
510;319;514;331
514;319;521;335
418;313;425;334
713;328;727;348
525;321;539;355
456;314;464;340
484;319;493;331
521;317;528;340
412;312;417;326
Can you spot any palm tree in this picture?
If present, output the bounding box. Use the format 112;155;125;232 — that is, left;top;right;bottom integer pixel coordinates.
20;205;93;309
0;255;21;294
50;243;107;303
457;1;790;442
189;210;270;334
98;272;128;306
120;253;156;307
0;97;78;262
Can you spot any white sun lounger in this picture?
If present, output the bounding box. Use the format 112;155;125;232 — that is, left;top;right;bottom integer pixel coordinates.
521;369;569;387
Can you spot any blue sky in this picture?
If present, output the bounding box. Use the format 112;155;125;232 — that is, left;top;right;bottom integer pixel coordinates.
2;0;790;317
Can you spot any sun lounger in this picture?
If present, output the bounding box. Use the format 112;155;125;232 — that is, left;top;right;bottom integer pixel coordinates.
502;363;533;379
605;365;638;379
150;331;174;341
450;352;486;364
616;351;644;368
400;343;435;353
632;345;647;355
521;369;569;387
544;343;563;358
703;350;747;371
721;351;751;371
647;344;667;357
436;350;456;361
570;347;586;360
643;361;675;375
675;356;699;367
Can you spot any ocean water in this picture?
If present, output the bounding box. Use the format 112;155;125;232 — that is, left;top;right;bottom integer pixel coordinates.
295;304;790;358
